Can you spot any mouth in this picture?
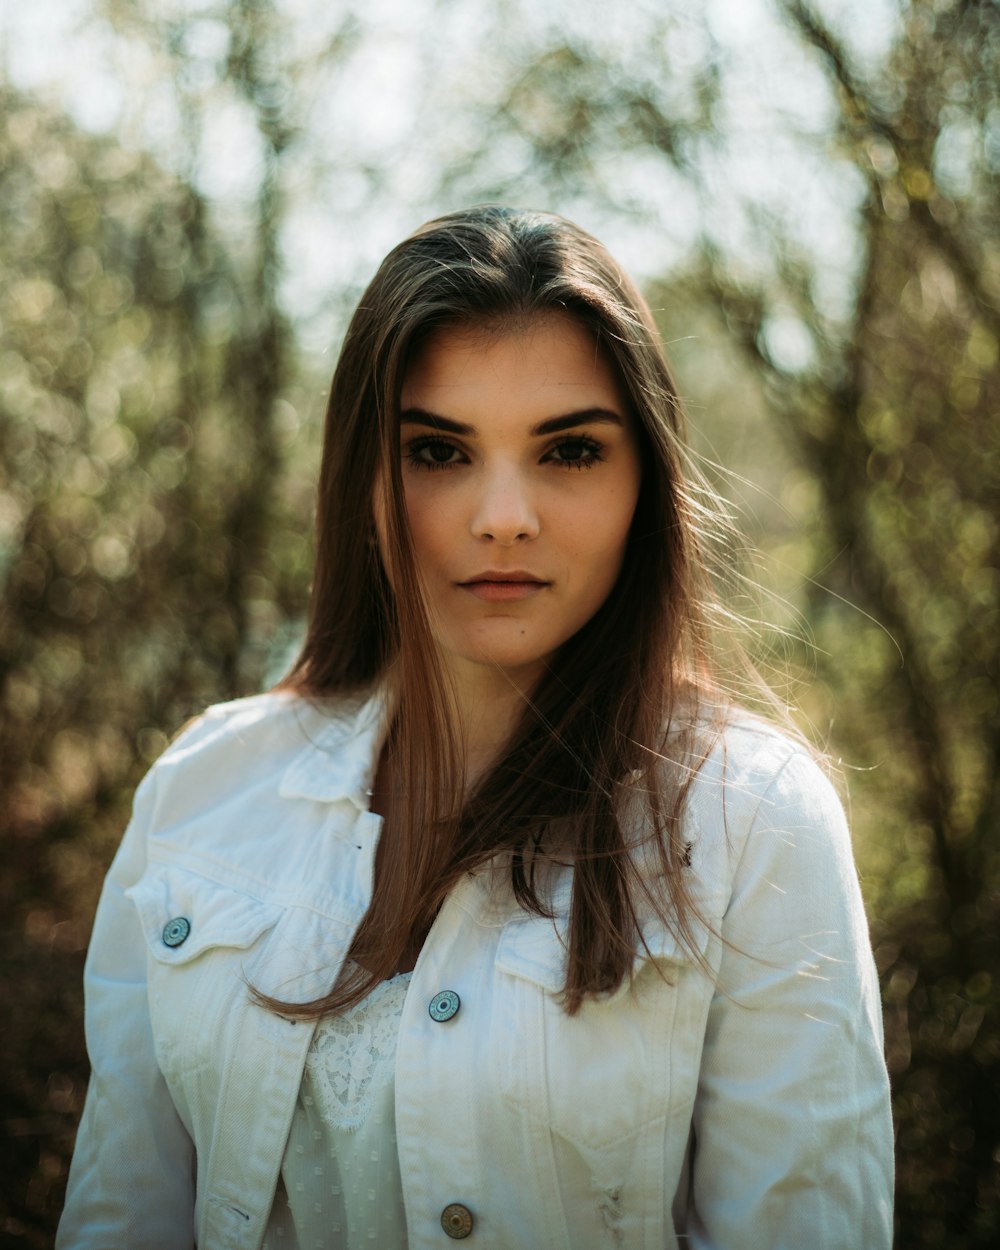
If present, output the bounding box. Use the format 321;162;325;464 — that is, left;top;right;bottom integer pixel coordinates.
457;572;550;603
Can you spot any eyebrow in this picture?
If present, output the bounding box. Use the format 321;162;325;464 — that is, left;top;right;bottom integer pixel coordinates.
399;406;625;436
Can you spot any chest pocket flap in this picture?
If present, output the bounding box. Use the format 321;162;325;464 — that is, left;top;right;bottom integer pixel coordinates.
127;867;282;967
495;918;567;993
495;911;712;1000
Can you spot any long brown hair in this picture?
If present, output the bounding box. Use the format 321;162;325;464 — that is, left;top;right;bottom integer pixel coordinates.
276;205;729;1015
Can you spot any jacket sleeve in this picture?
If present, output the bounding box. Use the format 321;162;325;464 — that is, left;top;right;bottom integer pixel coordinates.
684;749;894;1249
57;765;196;1250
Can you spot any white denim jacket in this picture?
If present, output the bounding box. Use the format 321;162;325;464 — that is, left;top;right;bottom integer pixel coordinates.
58;690;893;1250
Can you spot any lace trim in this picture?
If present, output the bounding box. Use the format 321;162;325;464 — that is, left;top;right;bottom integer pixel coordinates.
305;969;412;1133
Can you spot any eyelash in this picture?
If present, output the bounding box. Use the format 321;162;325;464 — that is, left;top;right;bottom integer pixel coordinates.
404;435;606;472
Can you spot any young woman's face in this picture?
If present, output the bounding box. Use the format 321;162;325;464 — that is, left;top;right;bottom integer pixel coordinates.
384;312;642;689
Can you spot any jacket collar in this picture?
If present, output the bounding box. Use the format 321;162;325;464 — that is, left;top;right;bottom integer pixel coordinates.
278;688;389;805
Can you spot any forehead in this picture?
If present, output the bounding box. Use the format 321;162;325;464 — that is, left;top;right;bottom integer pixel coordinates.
401;313;623;410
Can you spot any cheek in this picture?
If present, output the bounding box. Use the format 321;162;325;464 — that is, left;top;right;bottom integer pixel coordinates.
400;483;455;571
574;483;638;576
373;470;422;591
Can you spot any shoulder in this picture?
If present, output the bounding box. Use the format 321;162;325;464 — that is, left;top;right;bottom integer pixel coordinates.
154;690;322;778
162;689;331;758
137;688;375;829
683;711;848;879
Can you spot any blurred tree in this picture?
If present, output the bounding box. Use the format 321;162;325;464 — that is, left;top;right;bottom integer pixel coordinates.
0;77;294;1239
706;5;1000;1242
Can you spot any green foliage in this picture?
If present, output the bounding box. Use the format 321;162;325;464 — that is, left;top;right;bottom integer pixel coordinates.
0;87;283;830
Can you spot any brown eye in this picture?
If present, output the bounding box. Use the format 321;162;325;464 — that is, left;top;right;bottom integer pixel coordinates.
405;437;465;470
545;436;604;468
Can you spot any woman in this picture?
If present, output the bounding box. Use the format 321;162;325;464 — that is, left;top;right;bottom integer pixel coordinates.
58;205;893;1249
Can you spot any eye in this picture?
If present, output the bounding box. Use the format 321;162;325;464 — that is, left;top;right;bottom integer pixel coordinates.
544;435;605;469
405;436;466;471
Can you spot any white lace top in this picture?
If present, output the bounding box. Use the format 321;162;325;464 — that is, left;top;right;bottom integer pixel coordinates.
262;969;413;1249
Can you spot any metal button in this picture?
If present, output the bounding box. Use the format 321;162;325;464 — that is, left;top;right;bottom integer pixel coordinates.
440;1203;473;1239
428;989;461;1022
162;916;191;948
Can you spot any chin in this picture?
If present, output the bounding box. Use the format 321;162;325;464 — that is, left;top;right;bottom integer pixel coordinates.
467;649;548;672
446;638;556;681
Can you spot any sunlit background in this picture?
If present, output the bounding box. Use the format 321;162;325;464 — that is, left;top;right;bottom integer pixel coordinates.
1;1;997;1245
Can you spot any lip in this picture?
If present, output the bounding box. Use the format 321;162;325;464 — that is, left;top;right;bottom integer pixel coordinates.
457;571;550;603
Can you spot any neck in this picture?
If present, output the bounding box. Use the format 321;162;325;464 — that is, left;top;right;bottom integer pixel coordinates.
375;655;543;807
448;666;536;790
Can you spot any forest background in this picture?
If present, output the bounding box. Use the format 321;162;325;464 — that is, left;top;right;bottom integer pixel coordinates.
1;0;997;1245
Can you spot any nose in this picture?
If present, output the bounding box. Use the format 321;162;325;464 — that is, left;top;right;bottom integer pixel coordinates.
470;465;540;545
